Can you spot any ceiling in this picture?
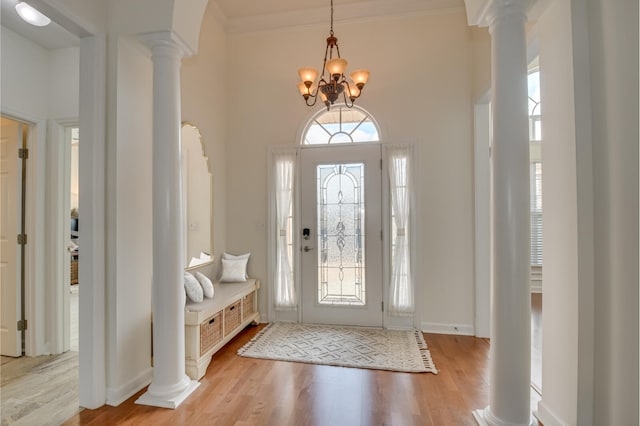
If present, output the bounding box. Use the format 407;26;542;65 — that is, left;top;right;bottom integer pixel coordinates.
0;0;464;50
1;0;79;49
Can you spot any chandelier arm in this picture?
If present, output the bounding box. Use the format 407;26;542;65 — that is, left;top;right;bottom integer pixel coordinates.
322;41;331;74
305;94;319;107
342;90;355;108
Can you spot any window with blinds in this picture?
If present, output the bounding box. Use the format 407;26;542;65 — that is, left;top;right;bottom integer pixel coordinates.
528;70;543;266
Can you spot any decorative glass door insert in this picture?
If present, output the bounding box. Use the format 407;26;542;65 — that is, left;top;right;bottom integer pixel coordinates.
316;163;365;306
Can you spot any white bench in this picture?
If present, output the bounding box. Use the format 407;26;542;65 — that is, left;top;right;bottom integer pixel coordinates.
184;278;260;380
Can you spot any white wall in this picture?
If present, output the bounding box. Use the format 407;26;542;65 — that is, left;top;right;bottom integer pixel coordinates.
536;1;586;423
1;27;49;119
48;47;80;120
181;3;228;276
587;0;639;424
104;36;153;405
536;0;638;424
224;11;477;331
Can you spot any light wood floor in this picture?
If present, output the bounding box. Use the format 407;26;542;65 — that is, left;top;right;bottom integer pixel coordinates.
0;285;80;426
1;351;79;425
63;327;492;426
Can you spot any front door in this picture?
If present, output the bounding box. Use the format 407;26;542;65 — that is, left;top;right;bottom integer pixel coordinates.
300;144;383;327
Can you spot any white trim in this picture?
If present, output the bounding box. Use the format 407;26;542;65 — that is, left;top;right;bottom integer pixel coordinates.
47;119;78;356
473;407;537;426
30;120;47;356
473;99;491;338
421;321;475;336
224;0;465;34
535;400;569;426
78;34;107;410
106;367;153;407
135;379;200;409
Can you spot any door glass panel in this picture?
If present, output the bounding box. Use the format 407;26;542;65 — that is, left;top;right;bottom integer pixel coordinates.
316;163;365;306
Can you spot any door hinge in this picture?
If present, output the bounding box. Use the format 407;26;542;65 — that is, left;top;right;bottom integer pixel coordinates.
18;148;29;159
17;319;27;331
380;158;383;170
381;301;384;312
17;234;27;245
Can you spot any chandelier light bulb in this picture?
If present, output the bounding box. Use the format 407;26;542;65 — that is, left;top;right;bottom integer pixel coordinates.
15;2;51;27
349;70;370;88
298;67;319;84
326;58;348;77
347;84;361;99
297;82;311;97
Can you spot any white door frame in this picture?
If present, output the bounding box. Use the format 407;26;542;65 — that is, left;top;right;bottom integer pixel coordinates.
48;119;78;355
473;94;491;339
267;142;418;330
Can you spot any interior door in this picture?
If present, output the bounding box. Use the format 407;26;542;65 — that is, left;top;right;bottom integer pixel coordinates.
1;118;23;357
300;144;383;327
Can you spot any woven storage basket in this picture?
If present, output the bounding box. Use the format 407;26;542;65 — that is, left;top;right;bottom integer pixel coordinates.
224;300;242;336
70;259;79;285
200;311;222;355
242;292;255;319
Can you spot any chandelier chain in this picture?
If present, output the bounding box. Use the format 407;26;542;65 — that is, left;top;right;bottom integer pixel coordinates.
330;0;334;36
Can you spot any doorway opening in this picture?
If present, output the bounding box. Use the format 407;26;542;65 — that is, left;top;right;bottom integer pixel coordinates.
68;127;80;352
528;64;543;395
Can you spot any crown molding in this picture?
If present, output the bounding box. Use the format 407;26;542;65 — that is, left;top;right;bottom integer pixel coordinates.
220;0;465;34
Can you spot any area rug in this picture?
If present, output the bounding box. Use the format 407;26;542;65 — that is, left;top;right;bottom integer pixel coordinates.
238;322;438;374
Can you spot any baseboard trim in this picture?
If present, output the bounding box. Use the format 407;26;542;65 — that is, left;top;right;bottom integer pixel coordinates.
536;400;569;426
421;322;475;336
106;367;153;407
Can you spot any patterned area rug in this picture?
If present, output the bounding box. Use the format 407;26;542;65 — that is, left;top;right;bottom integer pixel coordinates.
238;322;438;373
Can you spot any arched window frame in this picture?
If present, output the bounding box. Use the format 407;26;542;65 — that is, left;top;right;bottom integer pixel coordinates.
300;104;381;145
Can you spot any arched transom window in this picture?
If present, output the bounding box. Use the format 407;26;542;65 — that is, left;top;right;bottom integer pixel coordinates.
302;105;380;145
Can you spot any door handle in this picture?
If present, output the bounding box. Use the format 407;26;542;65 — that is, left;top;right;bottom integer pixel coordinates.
303;246;314;252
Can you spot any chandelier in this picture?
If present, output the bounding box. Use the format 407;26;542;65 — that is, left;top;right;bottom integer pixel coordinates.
296;0;370;111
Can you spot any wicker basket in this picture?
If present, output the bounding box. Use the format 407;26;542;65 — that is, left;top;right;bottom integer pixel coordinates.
200;311;222;355
242;291;255;319
224;300;242;336
70;259;79;285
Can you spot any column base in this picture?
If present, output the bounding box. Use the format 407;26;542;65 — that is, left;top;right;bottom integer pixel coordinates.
473;407;537;426
135;379;200;409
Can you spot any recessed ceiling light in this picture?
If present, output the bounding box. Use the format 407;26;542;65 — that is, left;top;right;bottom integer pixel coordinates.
15;2;51;27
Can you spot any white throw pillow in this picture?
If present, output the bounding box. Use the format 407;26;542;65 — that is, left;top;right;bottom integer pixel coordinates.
222;252;250;278
219;258;248;282
223;251;250;260
184;272;203;303
195;271;214;299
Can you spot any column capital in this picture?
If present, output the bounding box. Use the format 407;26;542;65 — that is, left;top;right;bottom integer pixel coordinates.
138;30;194;59
465;0;533;28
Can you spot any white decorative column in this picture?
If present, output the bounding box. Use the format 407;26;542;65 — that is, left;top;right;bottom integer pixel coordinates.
136;31;200;409
466;1;534;425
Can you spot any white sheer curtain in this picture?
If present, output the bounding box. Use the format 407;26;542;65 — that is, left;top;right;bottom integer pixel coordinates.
387;146;414;316
274;151;297;310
